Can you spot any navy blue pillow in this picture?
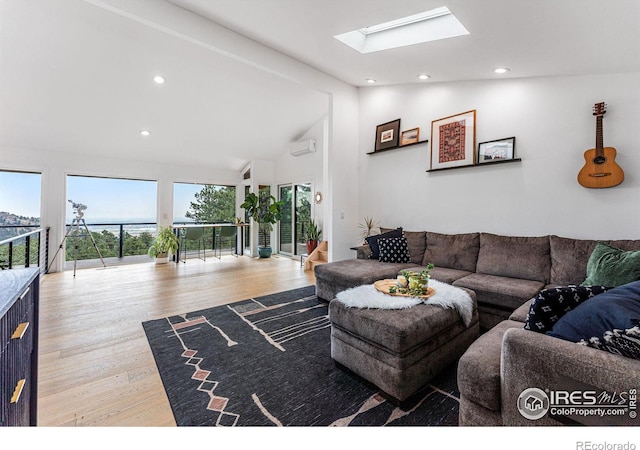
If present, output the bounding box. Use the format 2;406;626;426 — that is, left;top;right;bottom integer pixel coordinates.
547;280;640;342
365;227;402;260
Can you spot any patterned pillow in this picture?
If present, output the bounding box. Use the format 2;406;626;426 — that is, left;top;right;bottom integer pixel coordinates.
578;326;640;360
378;236;411;264
524;285;611;333
365;227;403;260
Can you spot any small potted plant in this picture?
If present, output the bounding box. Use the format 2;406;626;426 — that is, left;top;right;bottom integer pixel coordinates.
399;263;435;296
304;219;322;254
241;191;284;258
148;226;180;264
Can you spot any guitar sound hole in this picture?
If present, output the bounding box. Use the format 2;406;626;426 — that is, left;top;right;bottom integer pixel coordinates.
593;156;606;165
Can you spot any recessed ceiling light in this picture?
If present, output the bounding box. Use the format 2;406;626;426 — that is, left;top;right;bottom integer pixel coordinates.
366;78;376;84
494;67;510;74
153;75;166;84
139;130;151;136
334;6;469;54
418;74;431;80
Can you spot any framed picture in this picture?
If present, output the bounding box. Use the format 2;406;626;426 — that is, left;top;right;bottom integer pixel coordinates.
430;110;476;170
375;119;401;151
400;127;420;146
477;137;516;164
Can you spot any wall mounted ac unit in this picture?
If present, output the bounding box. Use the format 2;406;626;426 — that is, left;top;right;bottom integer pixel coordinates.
289;139;316;156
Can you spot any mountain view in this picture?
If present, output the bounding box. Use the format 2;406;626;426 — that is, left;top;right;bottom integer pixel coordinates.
0;211;40;240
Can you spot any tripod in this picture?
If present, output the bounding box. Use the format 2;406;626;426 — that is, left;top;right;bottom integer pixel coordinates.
49;200;107;277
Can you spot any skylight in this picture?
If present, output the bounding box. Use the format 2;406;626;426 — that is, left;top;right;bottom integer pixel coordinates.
334;6;469;54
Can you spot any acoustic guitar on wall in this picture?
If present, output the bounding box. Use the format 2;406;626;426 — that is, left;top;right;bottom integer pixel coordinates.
577;102;624;188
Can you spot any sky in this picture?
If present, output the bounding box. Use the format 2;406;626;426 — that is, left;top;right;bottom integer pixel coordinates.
0;170;41;217
0;171;223;223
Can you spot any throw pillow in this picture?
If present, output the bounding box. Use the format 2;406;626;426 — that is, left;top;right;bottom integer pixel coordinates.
578;325;640;360
547;280;640;343
581;242;640;287
365;227;403;260
524;285;611;333
378;236;411;264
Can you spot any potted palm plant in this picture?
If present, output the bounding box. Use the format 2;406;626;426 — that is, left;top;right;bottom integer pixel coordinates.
241;191;284;258
148;226;179;264
304;219;322;254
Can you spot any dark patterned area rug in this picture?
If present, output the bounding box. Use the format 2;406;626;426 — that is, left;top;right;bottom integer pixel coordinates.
142;285;460;426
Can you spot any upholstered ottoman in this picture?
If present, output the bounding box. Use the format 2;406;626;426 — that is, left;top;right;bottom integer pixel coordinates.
328;288;479;402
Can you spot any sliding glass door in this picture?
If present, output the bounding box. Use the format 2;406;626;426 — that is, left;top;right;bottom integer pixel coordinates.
279;182;311;256
295;184;311;255
279;185;293;254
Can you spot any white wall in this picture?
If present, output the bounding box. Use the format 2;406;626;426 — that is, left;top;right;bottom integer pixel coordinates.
0;146;240;271
275;117;326;239
358;72;640;241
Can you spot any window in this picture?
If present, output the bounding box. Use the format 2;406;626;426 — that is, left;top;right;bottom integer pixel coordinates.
65;175;157;263
0;170;42;268
173;183;236;224
0;170;41;238
173;182;237;257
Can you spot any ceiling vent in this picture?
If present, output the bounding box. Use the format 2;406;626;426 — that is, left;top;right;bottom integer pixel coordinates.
289;139;316;156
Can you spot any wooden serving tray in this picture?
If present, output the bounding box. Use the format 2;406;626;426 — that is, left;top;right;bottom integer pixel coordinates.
373;279;436;299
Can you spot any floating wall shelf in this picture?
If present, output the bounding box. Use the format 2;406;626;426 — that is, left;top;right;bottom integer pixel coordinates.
426;158;522;172
367;140;429;155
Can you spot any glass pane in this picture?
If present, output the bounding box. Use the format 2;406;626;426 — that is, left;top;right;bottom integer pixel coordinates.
0;170;41;239
295;183;311;255
174;182;236;254
279;185;293;254
0;170;42;269
258;185;271;247
244;185;250;252
65;175;157;263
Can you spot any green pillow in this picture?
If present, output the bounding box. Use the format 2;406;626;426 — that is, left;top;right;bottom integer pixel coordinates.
582;242;640;287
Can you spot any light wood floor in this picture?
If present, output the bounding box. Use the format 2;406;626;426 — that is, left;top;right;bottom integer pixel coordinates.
37;254;315;426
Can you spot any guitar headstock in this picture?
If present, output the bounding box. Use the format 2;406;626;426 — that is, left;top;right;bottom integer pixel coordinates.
593;102;607;116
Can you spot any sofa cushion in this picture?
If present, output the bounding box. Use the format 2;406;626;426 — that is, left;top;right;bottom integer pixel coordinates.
476;233;550;283
314;258;415;288
582;242;640;287
509;299;532;323
578;326;640;360
365;227;402;260
457;319;523;412
378;236;411;263
549;235;640;286
548;281;640;343
524;285;611;333
428;267;473;284
423;232;479;272
453;273;544;311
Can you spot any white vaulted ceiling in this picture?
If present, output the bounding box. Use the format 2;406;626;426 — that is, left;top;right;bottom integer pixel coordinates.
1;0;638;171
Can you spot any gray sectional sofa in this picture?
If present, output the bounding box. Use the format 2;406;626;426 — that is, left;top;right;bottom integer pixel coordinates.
315;228;640;425
315;229;640;330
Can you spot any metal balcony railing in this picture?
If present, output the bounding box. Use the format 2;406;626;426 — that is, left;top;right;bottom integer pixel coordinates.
0;226;49;273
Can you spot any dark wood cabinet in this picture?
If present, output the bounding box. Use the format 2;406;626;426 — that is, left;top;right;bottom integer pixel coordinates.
0;268;39;426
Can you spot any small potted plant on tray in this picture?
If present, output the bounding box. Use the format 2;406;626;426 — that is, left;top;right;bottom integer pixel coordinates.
391;263;435;296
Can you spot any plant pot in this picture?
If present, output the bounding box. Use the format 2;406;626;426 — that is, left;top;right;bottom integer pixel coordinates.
258;246;272;258
155;252;169;264
306;239;319;254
